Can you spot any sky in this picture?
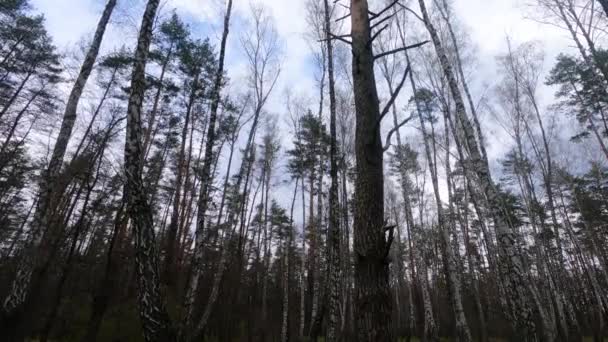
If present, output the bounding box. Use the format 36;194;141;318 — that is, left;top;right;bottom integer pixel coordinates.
26;0;602;223
30;0;574;102
29;0;577;141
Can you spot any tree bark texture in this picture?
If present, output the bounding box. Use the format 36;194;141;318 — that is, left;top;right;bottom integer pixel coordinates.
350;1;393;340
123;0;175;340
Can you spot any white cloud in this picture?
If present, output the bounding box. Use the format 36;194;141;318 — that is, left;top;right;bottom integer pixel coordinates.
29;0;592;221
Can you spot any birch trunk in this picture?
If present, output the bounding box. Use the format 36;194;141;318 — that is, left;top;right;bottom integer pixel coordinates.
123;0;175;340
409;55;472;342
417;0;536;337
1;1;117;338
181;1;232;336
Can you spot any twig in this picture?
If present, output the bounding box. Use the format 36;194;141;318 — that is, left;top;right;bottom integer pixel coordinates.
371;0;399;20
370;24;389;43
336;12;351;22
379;64;411;121
383;224;396;260
371;12;395;30
383;114;415;152
374;40;429;60
319;33;352;45
397;3;424;23
371;64;411;150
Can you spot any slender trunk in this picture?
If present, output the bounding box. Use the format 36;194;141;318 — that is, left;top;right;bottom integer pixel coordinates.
194;91;261;342
282;177;299;342
307;172;316;335
123;0;175;340
0;86;42;157
0;71;32;120
418;0;535;337
457;177;488;342
164;72;198;284
143;43;174;160
41;174;97;342
0;2;117;338
4;199;36;260
434;0;488;166
340;156;351;336
323;1;341;340
409;55;472;342
0;36;24;70
309;155;325;340
215;136;237;228
382;57;422;341
81;199;127;342
300;177;307;338
261;161;272;323
41;117;116;342
181;2;233;337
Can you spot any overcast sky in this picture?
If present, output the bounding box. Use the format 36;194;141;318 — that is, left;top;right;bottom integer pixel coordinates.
29;0;577;135
30;0;574;100
26;0;604;220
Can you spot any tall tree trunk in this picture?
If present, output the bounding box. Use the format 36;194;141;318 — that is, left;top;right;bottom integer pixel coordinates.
41;116;117;342
164;71;198;285
181;2;233;336
455;173;488;342
41;162;100;342
433;0;488;166
299;177;307;338
123;0;175;340
409;56;472;342
194;103;261;340
350;1;392;340
323;0;341;340
82;199;127;342
282;178;299;342
0;1;117;339
417;0;536;337
73;66;118;159
261;158;273;327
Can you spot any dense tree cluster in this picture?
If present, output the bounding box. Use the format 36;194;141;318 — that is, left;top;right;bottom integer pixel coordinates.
0;0;607;341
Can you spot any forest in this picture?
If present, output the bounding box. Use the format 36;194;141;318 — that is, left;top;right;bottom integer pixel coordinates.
0;0;607;340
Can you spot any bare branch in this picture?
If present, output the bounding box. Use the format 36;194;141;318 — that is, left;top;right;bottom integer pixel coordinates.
383;114;415;152
371;12;395;30
374;40;429;60
383;223;396;259
338;3;350;10
370;24;389;42
397;3;424;23
371;64;411;145
336;12;351;22
371;0;399;20
319;33;352;45
380;64;411;120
